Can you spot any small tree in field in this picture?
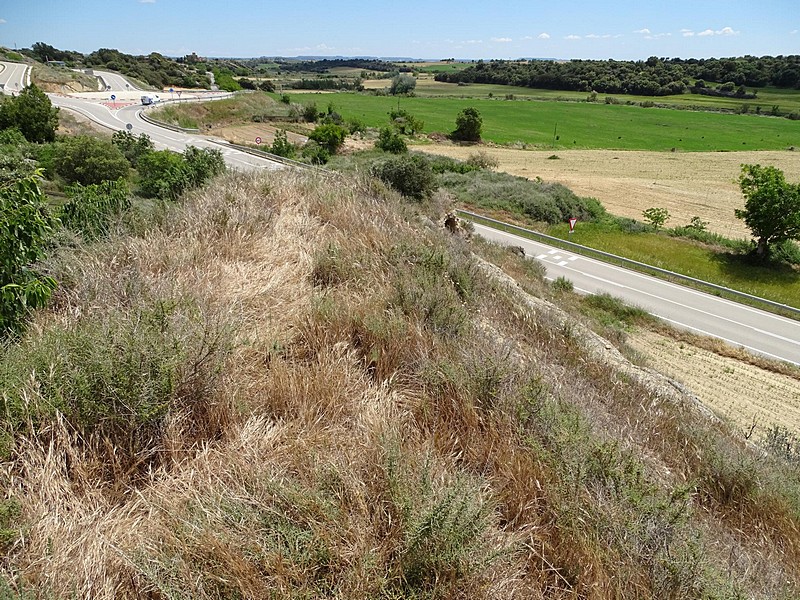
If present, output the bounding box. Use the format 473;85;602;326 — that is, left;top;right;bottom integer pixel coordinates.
389;73;416;95
451;107;482;142
735;164;800;259
642;207;670;230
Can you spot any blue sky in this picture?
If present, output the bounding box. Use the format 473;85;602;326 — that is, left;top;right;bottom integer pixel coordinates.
1;1;797;60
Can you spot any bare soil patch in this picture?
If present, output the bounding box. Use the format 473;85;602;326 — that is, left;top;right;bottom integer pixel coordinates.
416;145;800;237
210;124;307;146
628;329;800;436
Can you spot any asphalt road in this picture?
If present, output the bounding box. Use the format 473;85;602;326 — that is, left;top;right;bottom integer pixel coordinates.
472;222;800;366
51;92;285;172
94;70;139;92
0;61;30;95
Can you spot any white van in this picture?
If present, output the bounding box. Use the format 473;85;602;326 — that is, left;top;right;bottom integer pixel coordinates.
140;94;161;105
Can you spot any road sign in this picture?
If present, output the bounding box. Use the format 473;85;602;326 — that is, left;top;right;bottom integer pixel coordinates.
126;123;133;131
255;137;262;145
169;88;174;93
110;94;116;100
568;217;578;233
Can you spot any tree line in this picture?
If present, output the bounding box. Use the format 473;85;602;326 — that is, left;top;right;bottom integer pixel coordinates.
435;55;800;96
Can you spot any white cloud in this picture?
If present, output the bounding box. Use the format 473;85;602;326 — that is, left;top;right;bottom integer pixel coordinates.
521;35;533;40
634;28;651;35
645;32;672;39
315;43;334;51
792;30;799;35
538;33;550;40
0;18;6;24
491;37;512;43
696;27;739;37
585;34;600;39
465;39;483;44
565;34;581;40
681;29;695;37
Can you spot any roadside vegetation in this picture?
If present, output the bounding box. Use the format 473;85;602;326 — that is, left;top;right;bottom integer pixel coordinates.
0;85;225;337
1;157;800;596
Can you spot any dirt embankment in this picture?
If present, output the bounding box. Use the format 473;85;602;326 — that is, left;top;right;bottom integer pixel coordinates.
417;144;800;238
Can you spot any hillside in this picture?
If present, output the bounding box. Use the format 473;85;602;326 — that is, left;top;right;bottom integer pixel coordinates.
1;168;799;598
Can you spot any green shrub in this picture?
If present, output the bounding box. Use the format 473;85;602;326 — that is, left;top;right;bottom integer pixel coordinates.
308;123;347;155
375;127;407;154
345;117;366;135
137;149;189;199
111;130;154;168
371;154;436;201
388;108;423;135
270;129;296;159
642;207;670;230
0;172;58;337
0;298;229;460
53;135;130;186
552;276;574;292
301;141;331;165
427;155;479;175
137;146;224;200
301;102;319;123
183;146;225;187
61;178;131;240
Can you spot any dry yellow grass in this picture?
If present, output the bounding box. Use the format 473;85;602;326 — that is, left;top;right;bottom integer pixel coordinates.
417;145;800;237
628;329;800;437
3;168;800;598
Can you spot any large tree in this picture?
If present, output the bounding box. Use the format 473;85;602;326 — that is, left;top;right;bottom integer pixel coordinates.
734;164;800;258
0;84;59;143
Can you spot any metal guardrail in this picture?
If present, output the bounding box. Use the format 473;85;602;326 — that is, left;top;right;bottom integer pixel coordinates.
458;209;800;318
138;109;200;133
208;139;332;175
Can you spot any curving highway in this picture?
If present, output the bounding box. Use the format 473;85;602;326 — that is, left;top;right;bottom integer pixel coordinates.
43;66;285;172
472;222;800;366
94;69;140;92
0;61;30;95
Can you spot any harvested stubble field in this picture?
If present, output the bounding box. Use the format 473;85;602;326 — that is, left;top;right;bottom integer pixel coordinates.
417;145;800;238
629;329;800;437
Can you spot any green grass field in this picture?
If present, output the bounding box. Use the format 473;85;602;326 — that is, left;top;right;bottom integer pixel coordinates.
285;91;800;151
408;79;800;113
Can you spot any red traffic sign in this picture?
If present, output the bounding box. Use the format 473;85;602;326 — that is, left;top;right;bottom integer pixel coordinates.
568;217;578;233
255;136;262;145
